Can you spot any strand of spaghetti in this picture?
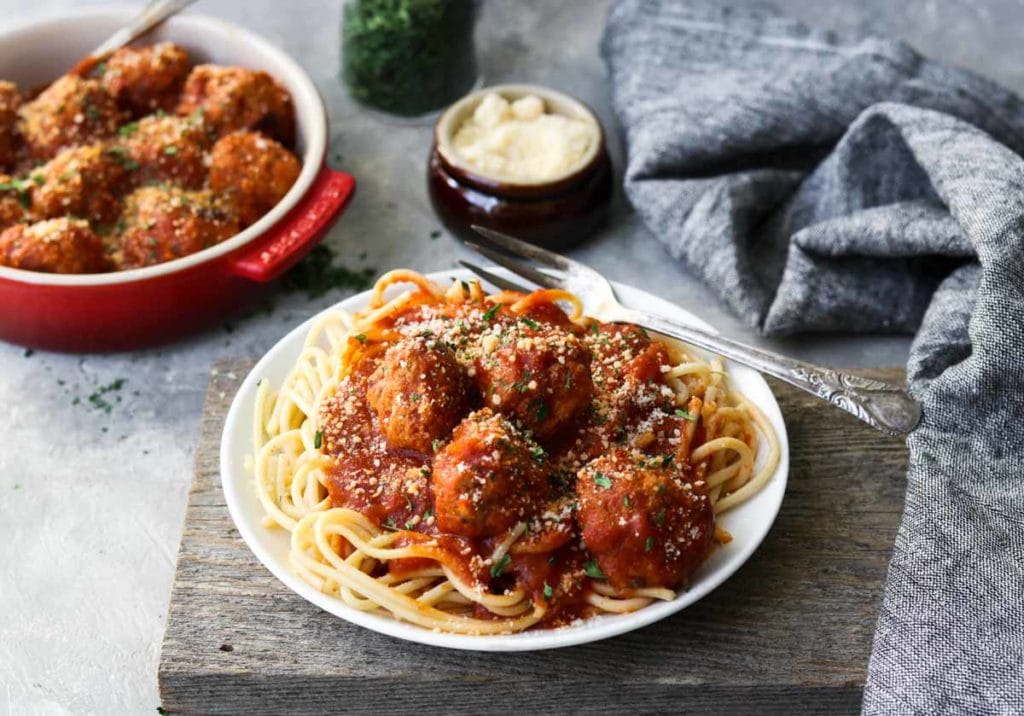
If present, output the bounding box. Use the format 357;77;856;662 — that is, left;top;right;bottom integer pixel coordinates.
510;289;584;321
294;512;544;633
314;510;532;612
715;399;780;513
490;522;527;563
368;269;443;308
691;436;754;469
591;581;675;602
584;591;655;613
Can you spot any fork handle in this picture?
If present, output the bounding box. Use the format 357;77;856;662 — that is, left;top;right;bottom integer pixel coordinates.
627;312;922;437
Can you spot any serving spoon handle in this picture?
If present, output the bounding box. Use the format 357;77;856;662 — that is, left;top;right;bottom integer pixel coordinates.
72;0;198;75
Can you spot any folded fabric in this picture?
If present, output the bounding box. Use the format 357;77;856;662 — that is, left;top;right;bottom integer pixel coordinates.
603;1;1024;712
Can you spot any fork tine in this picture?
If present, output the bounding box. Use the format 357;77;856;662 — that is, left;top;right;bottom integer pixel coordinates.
470;225;572;271
463;241;565;291
457;260;532;294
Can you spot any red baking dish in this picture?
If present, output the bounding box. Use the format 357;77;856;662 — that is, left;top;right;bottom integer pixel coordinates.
0;8;356;352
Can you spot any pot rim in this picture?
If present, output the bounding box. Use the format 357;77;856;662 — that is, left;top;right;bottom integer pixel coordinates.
0;5;327;287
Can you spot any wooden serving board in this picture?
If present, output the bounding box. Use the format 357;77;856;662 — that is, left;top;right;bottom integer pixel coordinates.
158;359;909;715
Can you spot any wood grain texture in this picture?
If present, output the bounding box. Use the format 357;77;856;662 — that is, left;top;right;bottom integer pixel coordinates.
158;360;909;715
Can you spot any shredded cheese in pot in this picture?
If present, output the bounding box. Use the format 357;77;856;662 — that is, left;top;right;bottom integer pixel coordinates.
451;93;593;183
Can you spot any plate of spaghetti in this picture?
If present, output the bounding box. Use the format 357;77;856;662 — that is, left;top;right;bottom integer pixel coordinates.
221;268;788;650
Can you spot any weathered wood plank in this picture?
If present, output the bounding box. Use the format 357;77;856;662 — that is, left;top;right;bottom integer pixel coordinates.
158;360;909;714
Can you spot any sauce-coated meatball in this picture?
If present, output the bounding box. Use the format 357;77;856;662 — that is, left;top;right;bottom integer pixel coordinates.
32;144;126;224
432;408;547;537
17;75;123;160
475;318;593;439
118;186;240;268
209;130;301;225
366;336;474;453
176;65;295;145
121;115;211;188
100;42;191;116
0;218;108;273
0;177;26;231
0;81;21;170
576;449;715;590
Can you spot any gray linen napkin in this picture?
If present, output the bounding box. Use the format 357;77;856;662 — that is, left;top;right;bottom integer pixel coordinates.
603;1;1024;711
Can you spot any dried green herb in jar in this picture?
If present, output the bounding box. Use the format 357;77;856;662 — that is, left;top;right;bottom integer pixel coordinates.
342;0;478;117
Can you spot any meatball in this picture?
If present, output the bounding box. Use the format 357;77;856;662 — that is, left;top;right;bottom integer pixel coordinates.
366;336;474;453
32;144;126;224
17;75;123;160
0;176;27;231
474;318;593;439
100;42;191;116
576;449;715;591
209;130;301;225
432;408;547;537
117;186;240;268
176;65;295;145
0;218;109;273
120;115;211;188
0;81;21;170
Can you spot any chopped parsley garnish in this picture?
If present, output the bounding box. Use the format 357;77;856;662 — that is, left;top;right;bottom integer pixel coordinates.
354;333;367;344
590;322;599;335
518;316;541;330
431;438;443;452
644;536;654;553
593;472;612;489
118;121;139;137
660;453;674;467
163;145;178;155
410;392;420;403
383;517;397;530
490;553;511;578
543;582;553;600
282;244;376;299
482;302;502;321
314;430;323;449
532;398;549;423
105;146;140;170
622;495;631;508
529;445;545;462
86;378;126;414
405;520;416;530
583;560;607;579
675;408;697;421
564;371;572;390
654;510;667;526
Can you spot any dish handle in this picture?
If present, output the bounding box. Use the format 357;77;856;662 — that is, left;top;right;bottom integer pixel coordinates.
228;165;357;282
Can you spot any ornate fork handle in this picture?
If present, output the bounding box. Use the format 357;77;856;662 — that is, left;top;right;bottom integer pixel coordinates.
618;310;922;437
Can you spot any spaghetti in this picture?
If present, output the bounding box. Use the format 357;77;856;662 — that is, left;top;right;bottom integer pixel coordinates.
251;270;779;634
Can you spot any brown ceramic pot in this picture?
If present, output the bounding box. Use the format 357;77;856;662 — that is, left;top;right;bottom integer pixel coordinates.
427;84;613;251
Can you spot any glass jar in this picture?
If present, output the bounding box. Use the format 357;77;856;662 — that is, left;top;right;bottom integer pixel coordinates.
341;0;479;118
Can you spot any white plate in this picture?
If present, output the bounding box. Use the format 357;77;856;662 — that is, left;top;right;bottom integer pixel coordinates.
220;268;790;651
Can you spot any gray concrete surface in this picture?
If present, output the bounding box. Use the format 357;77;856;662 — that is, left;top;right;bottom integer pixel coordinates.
1;0;1021;712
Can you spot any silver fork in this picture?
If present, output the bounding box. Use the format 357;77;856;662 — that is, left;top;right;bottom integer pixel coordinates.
460;225;922;437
